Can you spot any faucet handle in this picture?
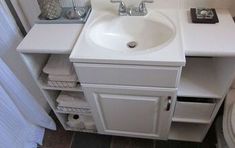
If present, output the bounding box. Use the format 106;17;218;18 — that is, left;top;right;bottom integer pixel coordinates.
139;0;153;13
110;0;127;15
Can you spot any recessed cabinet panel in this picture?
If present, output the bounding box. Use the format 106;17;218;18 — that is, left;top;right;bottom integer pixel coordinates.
97;94;160;134
82;84;177;139
74;63;181;87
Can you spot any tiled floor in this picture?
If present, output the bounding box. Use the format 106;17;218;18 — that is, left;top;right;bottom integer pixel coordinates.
40;113;217;148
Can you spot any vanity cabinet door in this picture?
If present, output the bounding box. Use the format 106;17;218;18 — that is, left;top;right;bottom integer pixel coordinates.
82;84;176;140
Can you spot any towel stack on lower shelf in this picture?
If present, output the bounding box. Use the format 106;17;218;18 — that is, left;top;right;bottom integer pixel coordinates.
56;91;91;114
43;54;78;88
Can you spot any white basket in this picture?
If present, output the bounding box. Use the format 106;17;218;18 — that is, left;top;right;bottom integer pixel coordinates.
57;106;91;114
47;80;77;88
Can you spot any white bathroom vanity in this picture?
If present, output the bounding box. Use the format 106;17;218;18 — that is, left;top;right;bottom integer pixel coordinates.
17;0;235;142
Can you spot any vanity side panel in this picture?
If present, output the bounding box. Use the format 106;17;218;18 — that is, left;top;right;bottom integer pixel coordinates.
213;57;235;98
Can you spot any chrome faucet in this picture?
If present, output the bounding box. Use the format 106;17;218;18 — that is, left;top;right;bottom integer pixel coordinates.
111;0;154;16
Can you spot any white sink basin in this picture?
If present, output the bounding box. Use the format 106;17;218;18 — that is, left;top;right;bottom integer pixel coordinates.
70;10;185;66
86;12;176;52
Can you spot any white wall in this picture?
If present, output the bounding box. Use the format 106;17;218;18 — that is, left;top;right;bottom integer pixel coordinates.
11;0;234;29
90;0;232;10
12;0;88;29
181;0;231;9
9;0;41;29
229;0;235;16
17;0;40;27
91;0;179;11
10;0;30;31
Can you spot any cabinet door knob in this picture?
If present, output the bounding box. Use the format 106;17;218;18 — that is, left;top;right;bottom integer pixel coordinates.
166;96;172;111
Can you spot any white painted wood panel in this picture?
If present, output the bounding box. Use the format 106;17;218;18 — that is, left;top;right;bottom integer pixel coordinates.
74;63;181;87
97;94;160;133
82;84;177;139
173;101;216;123
178;58;223;98
213;57;235;99
17;24;83;54
169;122;208;142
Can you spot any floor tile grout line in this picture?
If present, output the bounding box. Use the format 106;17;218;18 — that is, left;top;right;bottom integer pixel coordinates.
153;140;156;148
110;136;114;148
69;132;75;148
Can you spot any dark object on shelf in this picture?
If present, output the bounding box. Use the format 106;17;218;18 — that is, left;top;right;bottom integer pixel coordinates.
190;8;219;24
233;17;235;23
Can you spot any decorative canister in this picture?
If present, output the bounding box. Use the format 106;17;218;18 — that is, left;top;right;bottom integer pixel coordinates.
38;0;62;20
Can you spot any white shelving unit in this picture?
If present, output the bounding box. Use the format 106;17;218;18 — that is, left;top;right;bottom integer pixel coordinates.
19;53;235;141
19;53;96;133
169;57;235;142
17;23;235;141
16;24;92;133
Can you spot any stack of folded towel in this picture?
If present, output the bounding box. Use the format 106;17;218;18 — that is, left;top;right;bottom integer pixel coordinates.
43;54;78;88
56;91;91;113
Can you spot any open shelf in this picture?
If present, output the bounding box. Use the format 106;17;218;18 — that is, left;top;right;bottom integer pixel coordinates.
54;91;92;115
38;73;82;92
178;57;223;99
42;90;60;110
169;122;208;142
63;113;97;133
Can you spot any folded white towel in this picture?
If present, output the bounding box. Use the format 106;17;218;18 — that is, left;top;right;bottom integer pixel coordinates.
43;54;73;75
56;92;89;108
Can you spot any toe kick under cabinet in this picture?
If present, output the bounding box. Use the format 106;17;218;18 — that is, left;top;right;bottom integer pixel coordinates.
74;63;181;140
